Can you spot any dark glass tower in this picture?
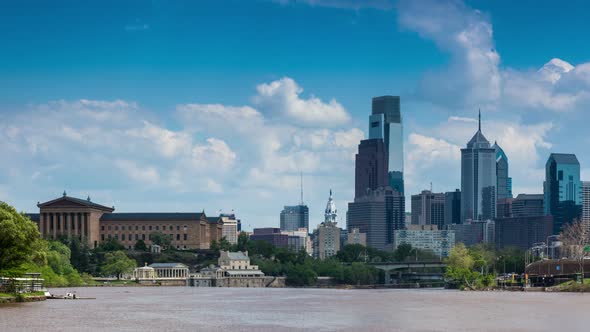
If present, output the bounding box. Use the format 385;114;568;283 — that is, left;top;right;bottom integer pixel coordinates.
544;153;582;234
280;205;309;232
370;96;404;194
494;142;512;200
354;138;389;199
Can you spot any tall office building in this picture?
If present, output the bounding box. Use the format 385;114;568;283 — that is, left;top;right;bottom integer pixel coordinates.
494;142;512;200
280;205;309;232
370;96;404;194
411;190;445;229
461;111;497;222
583;181;590;234
544;153;582;234
347;186;405;251
444;189;461;225
512;194;544;217
355;139;389;199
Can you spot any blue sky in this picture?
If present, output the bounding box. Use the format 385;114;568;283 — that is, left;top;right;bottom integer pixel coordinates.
2;0;590;230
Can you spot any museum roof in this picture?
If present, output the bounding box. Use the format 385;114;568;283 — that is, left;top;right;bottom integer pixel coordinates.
38;195;115;212
100;212;205;222
149;263;188;269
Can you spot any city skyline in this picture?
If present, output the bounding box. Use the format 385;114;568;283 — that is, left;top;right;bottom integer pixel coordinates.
3;0;590;230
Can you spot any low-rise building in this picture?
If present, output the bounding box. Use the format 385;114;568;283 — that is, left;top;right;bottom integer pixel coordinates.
393;225;455;258
28;193;223;250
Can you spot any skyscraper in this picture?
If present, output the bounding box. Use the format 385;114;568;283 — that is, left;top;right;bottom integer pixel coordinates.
370;96;404;194
461;111;497;222
347;186;405;251
583;181;590;233
411;190;445;229
354;138;388;199
544;153;582;234
280;205;309;232
494;141;512;200
444;189;461;225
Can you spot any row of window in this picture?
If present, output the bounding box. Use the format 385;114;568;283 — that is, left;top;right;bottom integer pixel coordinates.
101;225;188;232
101;233;189;242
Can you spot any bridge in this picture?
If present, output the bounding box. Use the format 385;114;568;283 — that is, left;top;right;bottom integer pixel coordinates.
369;261;447;285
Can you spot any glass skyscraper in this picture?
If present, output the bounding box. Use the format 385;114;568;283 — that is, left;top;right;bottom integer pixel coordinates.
280;205;309;232
544;153;582;234
494;142;512;200
370;96;404;194
461;112;497;222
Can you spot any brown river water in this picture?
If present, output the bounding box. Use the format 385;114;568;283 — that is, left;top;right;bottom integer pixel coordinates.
0;287;588;331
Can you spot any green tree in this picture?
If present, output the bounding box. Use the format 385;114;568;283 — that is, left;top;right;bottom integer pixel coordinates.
101;251;137;279
393;243;414;261
286;264;317;286
0;202;40;272
134;239;148;251
337;244;367;263
150;231;172;248
234;232;249;252
98;237;125;252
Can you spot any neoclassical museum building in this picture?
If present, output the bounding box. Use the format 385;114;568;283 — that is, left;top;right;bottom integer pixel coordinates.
27;193;223;250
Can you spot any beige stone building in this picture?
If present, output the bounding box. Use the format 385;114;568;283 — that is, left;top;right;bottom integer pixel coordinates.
28;193;223;249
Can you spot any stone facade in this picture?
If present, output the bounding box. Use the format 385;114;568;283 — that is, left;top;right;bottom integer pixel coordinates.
31;194;222;249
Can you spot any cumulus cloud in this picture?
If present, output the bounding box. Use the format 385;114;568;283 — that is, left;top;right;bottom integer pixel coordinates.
397;0;500;108
273;0;393;10
253;77;351;127
396;0;590;113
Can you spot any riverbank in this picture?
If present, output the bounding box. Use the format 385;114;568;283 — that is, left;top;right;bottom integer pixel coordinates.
0;292;47;303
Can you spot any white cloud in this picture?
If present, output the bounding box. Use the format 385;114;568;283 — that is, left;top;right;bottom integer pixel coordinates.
115;160;160;185
397;0;500;108
273;0;393;10
191;138;236;170
253;77;351;127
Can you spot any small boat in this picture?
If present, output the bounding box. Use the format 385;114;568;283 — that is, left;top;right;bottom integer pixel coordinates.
46;292;96;300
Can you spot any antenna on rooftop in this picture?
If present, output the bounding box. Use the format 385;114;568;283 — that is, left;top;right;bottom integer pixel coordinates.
300;171;304;205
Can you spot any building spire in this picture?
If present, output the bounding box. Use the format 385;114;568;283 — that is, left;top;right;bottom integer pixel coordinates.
478;109;481;132
300;171;304;205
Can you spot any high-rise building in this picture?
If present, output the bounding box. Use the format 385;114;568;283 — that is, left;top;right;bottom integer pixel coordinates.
444;190;461;225
494;142;512;200
220;212;239;244
448;220;495;247
250;228;289;248
312;190;342;260
495;216;553;250
347;186;405;251
411;190;445;229
280;205;309;232
355;139;389;199
583;181;590;233
544;153;582;234
393;225;455;258
512;194;544;217
371;96;404;194
461;111;497;222
496;198;514;219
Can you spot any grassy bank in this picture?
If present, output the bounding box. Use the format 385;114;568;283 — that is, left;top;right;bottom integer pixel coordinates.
549;279;590;292
0;291;47;303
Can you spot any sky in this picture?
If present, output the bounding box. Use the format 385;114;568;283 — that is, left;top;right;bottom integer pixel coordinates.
2;0;590;230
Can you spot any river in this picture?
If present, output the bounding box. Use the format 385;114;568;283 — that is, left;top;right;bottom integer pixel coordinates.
0;287;587;331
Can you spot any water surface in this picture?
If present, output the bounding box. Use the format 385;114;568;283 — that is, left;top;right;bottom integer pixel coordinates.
0;287;587;331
